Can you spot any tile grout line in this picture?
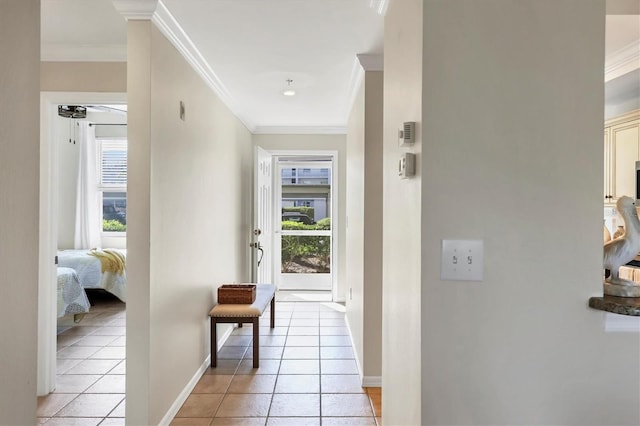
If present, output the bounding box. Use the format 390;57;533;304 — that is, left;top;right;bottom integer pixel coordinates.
180;299;359;424
264;302;280;422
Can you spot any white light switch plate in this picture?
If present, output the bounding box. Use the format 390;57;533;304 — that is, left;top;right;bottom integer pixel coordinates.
441;239;484;281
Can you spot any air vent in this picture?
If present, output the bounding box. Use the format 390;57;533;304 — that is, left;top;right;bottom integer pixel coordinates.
399;121;415;146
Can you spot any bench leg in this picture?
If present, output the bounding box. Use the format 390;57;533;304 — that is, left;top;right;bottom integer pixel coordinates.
270;296;275;329
211;317;217;368
253;318;259;368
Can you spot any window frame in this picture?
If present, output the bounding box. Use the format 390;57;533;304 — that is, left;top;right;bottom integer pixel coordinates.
97;137;127;236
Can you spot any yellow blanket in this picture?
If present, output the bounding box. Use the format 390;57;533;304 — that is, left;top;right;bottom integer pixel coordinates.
89;249;126;275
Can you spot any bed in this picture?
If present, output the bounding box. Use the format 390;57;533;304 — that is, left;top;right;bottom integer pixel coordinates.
57;249;126;302
57;267;91;321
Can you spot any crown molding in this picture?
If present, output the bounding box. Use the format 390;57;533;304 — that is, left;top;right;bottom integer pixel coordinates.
252;126;347;135
150;2;255;131
605;40;640;82
357;54;384;71
111;0;256;131
369;0;390;16
112;0;159;20
41;44;127;62
343;56;366;119
342;54;384;121
111;0;362;134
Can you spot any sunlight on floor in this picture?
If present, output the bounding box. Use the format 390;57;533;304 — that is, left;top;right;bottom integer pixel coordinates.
276;290;333;303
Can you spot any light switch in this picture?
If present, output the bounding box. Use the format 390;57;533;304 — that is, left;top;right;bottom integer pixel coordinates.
441;239;483;281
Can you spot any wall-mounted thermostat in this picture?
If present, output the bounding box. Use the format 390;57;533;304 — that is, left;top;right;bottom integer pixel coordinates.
399;152;416;179
399;122;415;146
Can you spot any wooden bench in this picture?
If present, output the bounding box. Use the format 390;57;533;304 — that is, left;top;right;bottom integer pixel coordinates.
209;283;276;368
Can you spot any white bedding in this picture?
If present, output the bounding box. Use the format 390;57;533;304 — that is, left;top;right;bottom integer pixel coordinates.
57;267;91;318
57;249;126;302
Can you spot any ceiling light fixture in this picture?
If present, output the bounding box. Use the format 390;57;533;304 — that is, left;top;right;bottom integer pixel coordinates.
282;79;296;96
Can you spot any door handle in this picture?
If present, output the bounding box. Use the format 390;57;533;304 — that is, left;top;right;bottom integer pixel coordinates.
249;242;264;267
257;246;264;267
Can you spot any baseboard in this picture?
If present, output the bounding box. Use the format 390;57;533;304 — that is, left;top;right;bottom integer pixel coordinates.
158;324;234;426
362;376;382;387
343;315;364;379
344;314;382;388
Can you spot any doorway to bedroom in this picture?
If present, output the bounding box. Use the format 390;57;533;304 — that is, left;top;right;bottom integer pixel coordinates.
38;93;128;414
55;103;128;323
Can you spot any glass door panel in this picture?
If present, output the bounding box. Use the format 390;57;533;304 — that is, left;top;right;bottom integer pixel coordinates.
277;161;333;290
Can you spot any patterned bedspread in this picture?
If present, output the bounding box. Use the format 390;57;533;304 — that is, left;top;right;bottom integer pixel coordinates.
57;267;91;318
57;249;126;302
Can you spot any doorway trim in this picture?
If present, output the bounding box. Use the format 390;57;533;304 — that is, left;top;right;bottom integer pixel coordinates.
38;91;126;395
262;149;339;300
275;159;334;291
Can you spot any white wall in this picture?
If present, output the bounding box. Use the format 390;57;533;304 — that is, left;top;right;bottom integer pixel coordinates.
346;70;383;383
418;1;639;425
127;21;253;425
346;79;366;380
382;0;424;424
253;134;347;301
0;1;40;424
362;72;384;381
56;110;127;249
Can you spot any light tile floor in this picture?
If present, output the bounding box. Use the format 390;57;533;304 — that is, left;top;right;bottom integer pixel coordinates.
172;300;382;426
37;292;126;426
37;293;382;426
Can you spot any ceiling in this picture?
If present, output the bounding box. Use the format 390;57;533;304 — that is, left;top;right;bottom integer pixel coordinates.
41;1;638;132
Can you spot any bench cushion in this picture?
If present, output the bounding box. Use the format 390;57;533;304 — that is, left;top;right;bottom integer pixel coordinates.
209;284;276;317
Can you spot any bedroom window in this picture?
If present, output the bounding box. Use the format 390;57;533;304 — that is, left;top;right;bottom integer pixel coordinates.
99;139;127;233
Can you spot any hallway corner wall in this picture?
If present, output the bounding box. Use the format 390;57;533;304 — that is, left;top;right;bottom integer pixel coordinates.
381;1;424;424
0;1;41;424
126;20;253;425
346;70;383;382
419;1;639;424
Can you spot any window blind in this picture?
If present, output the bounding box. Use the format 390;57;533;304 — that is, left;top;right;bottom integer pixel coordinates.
100;139;127;186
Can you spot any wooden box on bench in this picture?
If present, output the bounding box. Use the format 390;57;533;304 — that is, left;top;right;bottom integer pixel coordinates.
218;284;256;304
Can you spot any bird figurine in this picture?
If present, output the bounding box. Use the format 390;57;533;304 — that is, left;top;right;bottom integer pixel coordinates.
603;196;640;291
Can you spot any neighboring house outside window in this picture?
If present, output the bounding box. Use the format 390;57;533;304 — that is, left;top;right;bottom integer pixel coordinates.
281;167;331;220
99;139;127;234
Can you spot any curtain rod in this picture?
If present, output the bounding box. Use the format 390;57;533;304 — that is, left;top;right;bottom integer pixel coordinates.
87;123;127;127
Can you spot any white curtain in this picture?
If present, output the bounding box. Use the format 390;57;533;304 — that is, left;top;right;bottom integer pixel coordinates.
74;121;101;249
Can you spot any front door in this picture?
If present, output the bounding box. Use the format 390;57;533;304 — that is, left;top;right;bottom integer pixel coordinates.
253;147;273;284
275;159;333;291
